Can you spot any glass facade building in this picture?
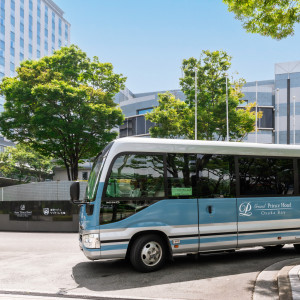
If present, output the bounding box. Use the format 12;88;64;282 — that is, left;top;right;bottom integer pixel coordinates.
0;0;70;149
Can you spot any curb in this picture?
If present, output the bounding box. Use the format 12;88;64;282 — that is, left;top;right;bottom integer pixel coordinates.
277;265;294;300
253;258;300;300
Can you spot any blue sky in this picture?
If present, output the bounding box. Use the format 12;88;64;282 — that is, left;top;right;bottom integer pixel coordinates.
55;0;300;93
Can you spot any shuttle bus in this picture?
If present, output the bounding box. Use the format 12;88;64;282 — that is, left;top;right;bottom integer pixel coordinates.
70;137;300;272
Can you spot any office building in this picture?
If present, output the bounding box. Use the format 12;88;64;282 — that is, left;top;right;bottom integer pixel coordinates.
117;60;300;145
0;0;70;149
0;0;70;112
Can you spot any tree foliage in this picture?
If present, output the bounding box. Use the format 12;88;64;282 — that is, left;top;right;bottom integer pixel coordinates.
146;92;193;139
223;0;300;40
147;50;262;141
0;144;53;182
0;45;126;180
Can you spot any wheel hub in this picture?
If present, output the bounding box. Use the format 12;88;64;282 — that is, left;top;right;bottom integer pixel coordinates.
141;241;162;266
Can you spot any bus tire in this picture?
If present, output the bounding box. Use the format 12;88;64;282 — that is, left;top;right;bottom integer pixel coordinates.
130;234;166;272
263;244;284;252
294;244;300;253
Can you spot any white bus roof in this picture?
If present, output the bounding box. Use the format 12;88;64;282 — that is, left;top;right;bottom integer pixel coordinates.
110;137;300;158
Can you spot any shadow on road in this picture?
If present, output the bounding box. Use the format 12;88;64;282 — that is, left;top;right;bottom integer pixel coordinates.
72;246;299;292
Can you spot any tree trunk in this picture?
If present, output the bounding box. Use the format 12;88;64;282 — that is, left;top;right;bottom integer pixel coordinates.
64;160;71;181
70;161;79;181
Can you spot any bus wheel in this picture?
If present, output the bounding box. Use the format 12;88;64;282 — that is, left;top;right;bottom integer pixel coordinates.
294;244;300;253
130;234;166;272
263;244;284;252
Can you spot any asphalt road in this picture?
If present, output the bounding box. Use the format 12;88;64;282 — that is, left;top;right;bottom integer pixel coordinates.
0;232;299;300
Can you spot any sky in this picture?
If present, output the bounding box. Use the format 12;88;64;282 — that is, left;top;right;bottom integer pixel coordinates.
55;0;300;93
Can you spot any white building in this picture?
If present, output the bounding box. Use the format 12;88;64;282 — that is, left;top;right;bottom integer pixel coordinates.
0;0;71;112
0;0;70;150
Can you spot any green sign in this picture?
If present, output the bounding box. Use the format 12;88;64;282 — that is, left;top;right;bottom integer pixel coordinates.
171;187;193;196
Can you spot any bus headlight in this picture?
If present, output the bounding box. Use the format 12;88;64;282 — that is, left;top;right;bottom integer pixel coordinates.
82;233;101;249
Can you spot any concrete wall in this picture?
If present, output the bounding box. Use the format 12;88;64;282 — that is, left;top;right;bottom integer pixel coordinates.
0;181;86;232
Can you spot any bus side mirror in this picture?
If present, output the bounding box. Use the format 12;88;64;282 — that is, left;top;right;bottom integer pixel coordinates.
70;181;80;204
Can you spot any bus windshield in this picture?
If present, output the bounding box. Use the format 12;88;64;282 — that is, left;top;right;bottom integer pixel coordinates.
85;142;113;202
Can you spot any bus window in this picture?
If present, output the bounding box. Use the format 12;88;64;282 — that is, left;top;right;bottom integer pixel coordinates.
166;154;197;198
196;154;235;198
239;157;294;196
105;154;165;198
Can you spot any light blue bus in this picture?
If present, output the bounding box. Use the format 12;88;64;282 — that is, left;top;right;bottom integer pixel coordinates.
70;137;300;272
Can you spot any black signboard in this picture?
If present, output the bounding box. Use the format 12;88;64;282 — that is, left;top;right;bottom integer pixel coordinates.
0;201;79;221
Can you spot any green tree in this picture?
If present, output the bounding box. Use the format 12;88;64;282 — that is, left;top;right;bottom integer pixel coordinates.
146;92;194;139
147;50;261;141
0;45;126;181
223;0;300;40
0;144;53;182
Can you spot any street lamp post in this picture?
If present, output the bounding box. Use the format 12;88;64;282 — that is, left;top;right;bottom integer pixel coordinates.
255;81;258;143
293;96;296;145
195;67;197;140
225;74;229;141
276;88;280;144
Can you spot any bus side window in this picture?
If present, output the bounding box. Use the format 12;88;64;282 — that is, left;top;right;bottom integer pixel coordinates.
239;157;294;196
105;154;165;198
196;154;235;198
167;154;197;198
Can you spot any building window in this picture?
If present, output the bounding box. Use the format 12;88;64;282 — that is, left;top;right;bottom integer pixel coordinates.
82;172;88;181
20;22;24;33
59;18;61;35
258;107;274;129
65;24;68;41
44;41;48;51
11;0;15;11
10;15;15;27
29;29;33;40
10;46;14;56
28;44;32;54
44;28;48;37
19;52;24;61
52;33;55;43
58;39;61;47
20;7;24;18
29;0;33;10
37;49;40;58
137;108;153;115
1;0;5;10
0;72;4;79
119;116;154;137
10;61;14;71
1;7;4;19
0;24;4;35
20;37;24;48
52;12;55;30
0;56;4;65
37;35;40;45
